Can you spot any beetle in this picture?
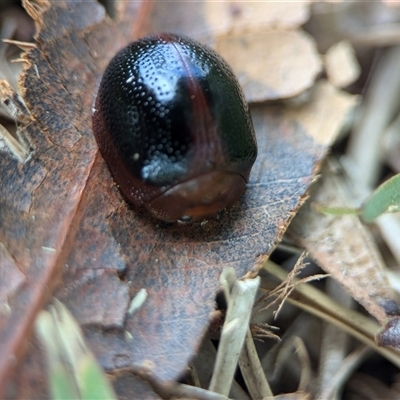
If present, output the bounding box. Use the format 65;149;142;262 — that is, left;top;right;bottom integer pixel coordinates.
92;33;257;223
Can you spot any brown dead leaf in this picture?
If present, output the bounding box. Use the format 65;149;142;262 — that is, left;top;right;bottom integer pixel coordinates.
288;163;400;324
284;80;357;146
0;243;25;307
325;40;361;88
203;2;311;33
0;0;356;396
148;1;310;39
0;0;141;394
215;30;322;102
306;1;400;51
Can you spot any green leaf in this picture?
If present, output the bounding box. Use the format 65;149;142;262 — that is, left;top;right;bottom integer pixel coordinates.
362;173;400;223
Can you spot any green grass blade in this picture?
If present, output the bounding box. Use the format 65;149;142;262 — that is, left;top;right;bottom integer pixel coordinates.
316;205;360;217
36;301;117;400
35;311;81;400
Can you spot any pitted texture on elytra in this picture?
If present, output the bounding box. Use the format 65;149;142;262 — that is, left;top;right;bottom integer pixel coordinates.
93;33;257;211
